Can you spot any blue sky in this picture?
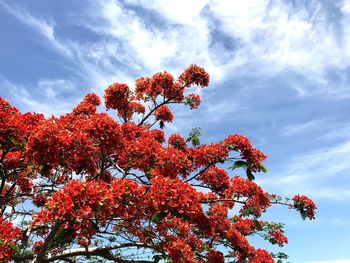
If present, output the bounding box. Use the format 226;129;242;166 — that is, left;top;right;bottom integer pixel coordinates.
0;0;350;262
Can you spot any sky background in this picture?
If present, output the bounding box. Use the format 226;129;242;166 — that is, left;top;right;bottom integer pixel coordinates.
0;0;350;262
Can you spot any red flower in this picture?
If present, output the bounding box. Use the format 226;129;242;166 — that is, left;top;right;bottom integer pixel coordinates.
154;105;174;122
249;248;274;263
3;151;21;169
32;240;44;253
207;250;224;263
168;134;187;150
104;83;130;110
151;129;165;143
72;93;101;116
224;134;267;172
178;64;210;87
199;166;229;192
292;195;316;220
185;93;201;109
0;217;21;261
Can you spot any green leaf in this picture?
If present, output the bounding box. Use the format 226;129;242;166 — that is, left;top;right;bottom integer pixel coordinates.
186;127;201;147
261;166;268;173
150;212;166;223
246;168;255;181
240;207;255;217
191;137;200;147
153;255;165;263
227;145;237;151
40;163;51;176
8;243;20;255
159;120;165;129
229;160;248;170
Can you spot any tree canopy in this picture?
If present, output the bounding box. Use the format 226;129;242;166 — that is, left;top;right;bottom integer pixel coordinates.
0;65;316;262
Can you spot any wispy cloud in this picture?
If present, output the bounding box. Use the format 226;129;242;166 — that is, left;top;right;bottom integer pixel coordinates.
258;139;350;200
3;0;350;98
122;1;350;97
0;1;70;55
280;119;322;136
0;77;76;115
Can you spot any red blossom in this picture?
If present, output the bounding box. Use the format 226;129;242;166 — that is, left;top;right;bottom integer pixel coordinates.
168;134;187;150
135;76;151;99
249;248;274;263
3;151;21;169
292;194;316;220
224;176;271;217
267;228;288;246
207;250;224;263
154;105;174;122
178;64;210;87
104;83;130;110
0;217;21;261
32;195;48;207
223;134;267;172
151;129;165;143
192;143;228;167
186;93;201;109
199;166;230;192
151;71;174;99
166;237;195;263
72;93;101;116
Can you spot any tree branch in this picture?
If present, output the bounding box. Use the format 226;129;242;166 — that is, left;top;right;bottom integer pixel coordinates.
44;242;154;262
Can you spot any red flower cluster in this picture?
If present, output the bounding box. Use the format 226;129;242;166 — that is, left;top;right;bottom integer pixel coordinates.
3;151;21;169
193;143;228;167
178;64;210;87
268;228;288;246
0;97;30;150
146;176;203;218
168;134;187;150
223;134;267;172
224;176;271;217
0;217;21;261
166;237;195;262
104;83;130;110
151;129;165;143
292;194;317;220
135;71;184;102
185;93;201;109
199;166;230;192
154;105;174;122
32;179;145;243
206;250;224;263
72;93;101;116
249;249;274;263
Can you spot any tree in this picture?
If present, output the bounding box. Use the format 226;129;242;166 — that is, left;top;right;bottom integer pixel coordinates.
0;65;316;263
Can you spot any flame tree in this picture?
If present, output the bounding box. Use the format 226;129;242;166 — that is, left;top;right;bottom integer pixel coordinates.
0;65;315;262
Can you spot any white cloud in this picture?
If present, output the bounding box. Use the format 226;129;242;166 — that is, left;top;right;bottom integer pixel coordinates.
280;119;322;136
258;139;350;200
0;78;76;116
0;1;70;55
82;0;226;82
101;0;350;96
208;0;348;76
37;79;77;99
126;0;209;25
3;0;350;107
3;0;350;90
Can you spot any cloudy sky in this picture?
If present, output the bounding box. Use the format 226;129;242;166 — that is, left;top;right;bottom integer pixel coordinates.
1;0;350;262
